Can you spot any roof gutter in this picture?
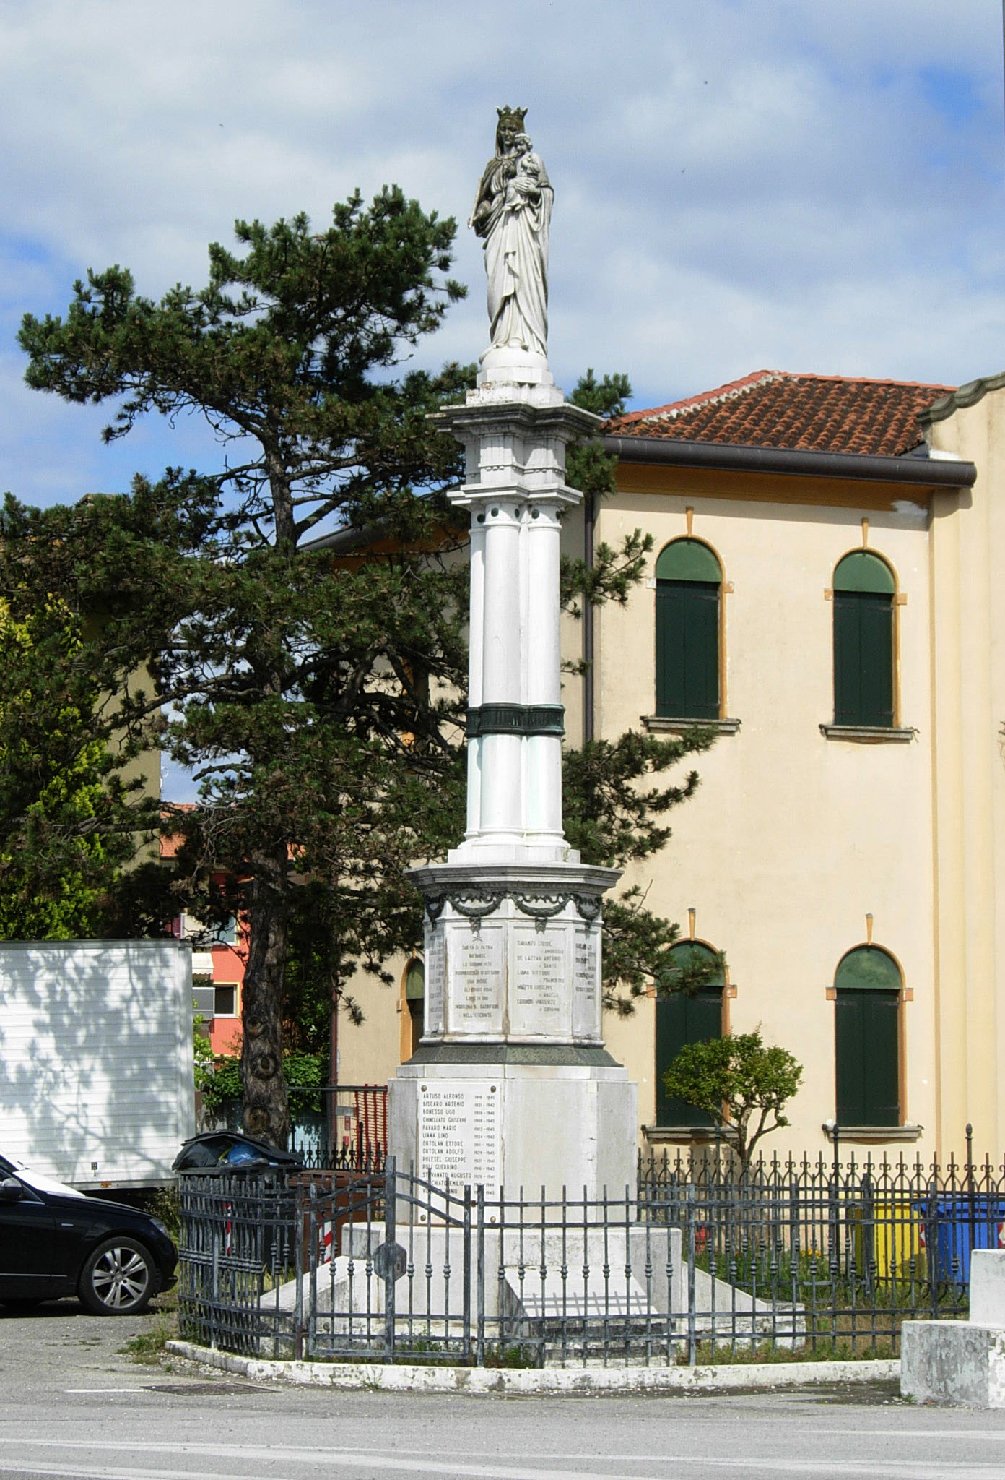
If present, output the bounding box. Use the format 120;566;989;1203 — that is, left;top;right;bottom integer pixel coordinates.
602;435;977;490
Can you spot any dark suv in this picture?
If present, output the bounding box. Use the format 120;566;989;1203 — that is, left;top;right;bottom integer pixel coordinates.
0;1154;177;1316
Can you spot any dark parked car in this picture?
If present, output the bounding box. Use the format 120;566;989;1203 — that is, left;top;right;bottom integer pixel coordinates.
173;1131;301;1172
0;1155;177;1316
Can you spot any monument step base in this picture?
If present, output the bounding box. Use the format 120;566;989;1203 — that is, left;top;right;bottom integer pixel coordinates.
271;1221;803;1354
505;1275;653;1322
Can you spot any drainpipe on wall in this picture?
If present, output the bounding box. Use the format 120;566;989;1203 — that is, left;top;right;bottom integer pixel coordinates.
583;488;595;744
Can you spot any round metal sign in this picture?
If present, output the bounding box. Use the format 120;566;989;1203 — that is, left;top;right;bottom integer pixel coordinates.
372;1241;407;1281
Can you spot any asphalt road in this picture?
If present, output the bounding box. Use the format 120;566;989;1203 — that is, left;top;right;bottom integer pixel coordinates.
2;1299;1005;1480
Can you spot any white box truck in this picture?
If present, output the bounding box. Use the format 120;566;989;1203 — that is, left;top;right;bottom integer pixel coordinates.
0;940;195;1190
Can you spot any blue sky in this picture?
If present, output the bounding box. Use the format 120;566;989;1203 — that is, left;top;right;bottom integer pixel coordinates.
1;0;1003;516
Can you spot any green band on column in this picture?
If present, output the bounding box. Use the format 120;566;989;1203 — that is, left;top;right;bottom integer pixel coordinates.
466;703;565;738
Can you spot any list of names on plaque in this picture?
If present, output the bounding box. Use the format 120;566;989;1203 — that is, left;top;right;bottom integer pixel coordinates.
572;927;600;1038
510;927;567;1036
417;1083;501;1188
449;927;503;1033
424;928;446;1035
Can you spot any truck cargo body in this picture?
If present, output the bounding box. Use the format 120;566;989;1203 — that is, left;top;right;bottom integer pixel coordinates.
0;941;195;1190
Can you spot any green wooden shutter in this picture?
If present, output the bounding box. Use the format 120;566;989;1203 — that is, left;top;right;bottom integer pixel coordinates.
833;553;895;728
656;581;719;719
835;989;899;1125
404;960;425;1001
834;592;893;727
655;987;723;1126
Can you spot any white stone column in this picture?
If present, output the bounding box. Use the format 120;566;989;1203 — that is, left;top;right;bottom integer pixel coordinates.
524;501;564;840
478;502;523;840
465;517;486;838
395;382;637;1200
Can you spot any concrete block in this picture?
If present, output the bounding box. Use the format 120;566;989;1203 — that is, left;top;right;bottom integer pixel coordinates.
901;1320;1005;1407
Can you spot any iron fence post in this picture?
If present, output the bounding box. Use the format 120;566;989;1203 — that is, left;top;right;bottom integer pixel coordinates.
686;1182;697;1367
476;1183;486;1367
927;1177;940;1319
384;1155;397;1361
463;1184;473;1363
789;1177;801;1323
210;1217;220;1352
294;1179;308;1360
966;1122;976;1288
861;1170;875;1297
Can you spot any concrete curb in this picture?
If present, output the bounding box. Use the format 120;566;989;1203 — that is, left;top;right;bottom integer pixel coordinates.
166;1342;899;1396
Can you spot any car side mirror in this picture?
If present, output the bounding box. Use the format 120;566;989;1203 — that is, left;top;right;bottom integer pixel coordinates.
0;1177;24;1203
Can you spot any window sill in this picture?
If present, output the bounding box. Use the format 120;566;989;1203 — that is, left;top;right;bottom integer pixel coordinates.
643;716;740;736
819;724;915;743
644;1125;735;1145
825;1124;923;1144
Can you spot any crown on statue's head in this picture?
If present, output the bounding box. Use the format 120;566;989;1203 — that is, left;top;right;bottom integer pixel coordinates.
496;106;528;134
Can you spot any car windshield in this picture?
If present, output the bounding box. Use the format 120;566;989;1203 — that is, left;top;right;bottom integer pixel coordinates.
5;1158;86;1199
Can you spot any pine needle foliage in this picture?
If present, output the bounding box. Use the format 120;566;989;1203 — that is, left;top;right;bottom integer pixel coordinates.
16;191;712;1140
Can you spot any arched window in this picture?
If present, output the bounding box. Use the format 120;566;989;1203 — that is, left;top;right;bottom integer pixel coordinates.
655;540;722;720
832;552;895;728
833;945;901;1126
655;941;725;1127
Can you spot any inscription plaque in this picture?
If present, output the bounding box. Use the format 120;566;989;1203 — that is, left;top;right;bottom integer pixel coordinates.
448;927;504;1034
510;926;568;1037
417;1083;501;1187
424;928;445;1036
572;926;600;1039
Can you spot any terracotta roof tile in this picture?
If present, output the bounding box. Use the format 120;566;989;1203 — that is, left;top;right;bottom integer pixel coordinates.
608;370;956;458
160;802;195;859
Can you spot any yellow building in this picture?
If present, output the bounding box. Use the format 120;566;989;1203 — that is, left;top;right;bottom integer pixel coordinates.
343;367;1005;1165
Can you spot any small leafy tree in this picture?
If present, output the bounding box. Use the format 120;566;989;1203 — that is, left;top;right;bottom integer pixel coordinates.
662;1030;803;1172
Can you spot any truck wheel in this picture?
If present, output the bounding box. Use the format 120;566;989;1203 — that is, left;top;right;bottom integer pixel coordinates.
78;1237;155;1315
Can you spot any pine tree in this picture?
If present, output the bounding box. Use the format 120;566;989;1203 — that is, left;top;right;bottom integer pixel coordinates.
19;194;711;1144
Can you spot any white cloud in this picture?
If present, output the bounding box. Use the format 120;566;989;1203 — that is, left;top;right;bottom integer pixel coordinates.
1;0;1002;502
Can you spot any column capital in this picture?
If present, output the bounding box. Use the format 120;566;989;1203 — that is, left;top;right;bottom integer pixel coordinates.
433;394;600;444
432;396;598;510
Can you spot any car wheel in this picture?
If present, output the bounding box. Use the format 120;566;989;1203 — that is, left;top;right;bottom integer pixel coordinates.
78;1237;156;1315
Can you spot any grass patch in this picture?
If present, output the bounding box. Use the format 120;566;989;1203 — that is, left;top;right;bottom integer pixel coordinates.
122;1310;179;1365
684;1337;898;1366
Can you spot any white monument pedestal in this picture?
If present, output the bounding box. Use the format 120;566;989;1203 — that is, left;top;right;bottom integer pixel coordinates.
391;858;637;1197
389;1056;637;1199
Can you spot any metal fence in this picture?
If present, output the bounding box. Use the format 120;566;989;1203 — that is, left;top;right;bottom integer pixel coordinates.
177;1148;1005;1367
205;1085;387;1170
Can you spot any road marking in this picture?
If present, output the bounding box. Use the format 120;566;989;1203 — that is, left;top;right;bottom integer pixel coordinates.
3;1439;1004;1480
2;1468;220;1480
2;1462;1003;1480
62;1388;142;1394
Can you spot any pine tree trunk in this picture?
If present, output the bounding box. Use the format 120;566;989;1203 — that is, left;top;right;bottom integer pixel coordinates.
240;855;290;1147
